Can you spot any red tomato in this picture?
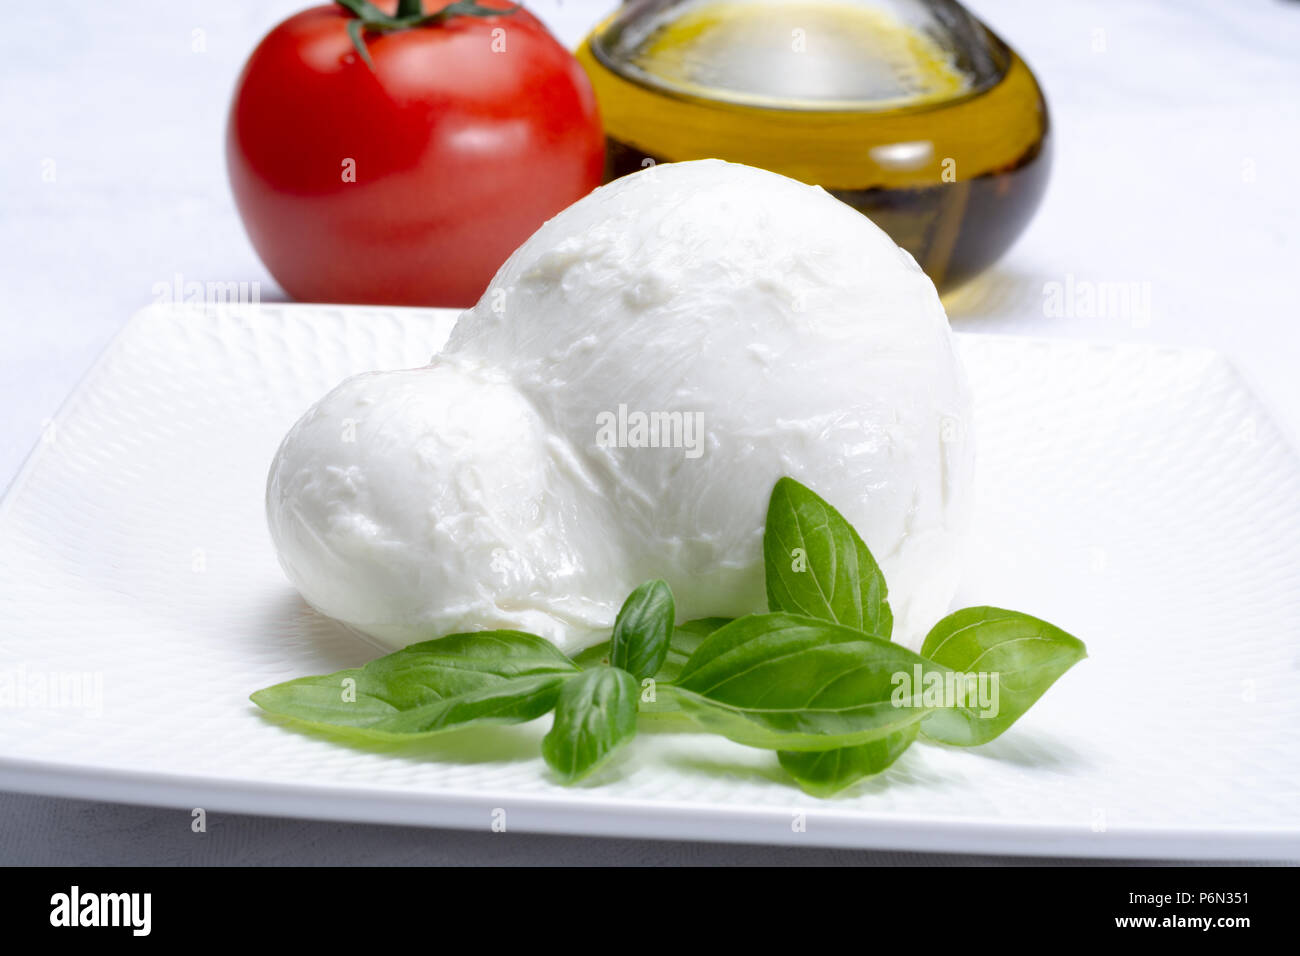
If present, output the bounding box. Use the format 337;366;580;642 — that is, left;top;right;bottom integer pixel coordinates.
227;2;604;307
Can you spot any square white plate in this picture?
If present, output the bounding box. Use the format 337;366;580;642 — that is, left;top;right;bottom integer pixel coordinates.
2;304;1297;860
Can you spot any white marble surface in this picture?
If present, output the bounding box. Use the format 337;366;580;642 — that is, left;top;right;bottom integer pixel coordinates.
2;0;1297;865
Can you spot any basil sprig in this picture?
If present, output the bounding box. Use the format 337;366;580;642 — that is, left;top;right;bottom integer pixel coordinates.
252;477;1085;796
537;580;677;781
572;616;729;714
761;477;915;793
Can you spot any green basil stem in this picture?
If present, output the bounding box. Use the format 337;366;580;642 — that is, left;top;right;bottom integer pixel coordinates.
396;0;423;16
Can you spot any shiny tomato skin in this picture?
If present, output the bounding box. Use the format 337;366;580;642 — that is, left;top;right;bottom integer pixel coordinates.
227;3;604;307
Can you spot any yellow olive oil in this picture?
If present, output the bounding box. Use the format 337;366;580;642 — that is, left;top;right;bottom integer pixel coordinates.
580;0;1051;291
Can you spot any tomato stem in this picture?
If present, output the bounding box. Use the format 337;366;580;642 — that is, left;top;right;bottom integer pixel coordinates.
336;0;521;71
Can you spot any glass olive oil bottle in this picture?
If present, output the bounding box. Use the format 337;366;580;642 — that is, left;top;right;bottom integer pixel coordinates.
579;0;1051;291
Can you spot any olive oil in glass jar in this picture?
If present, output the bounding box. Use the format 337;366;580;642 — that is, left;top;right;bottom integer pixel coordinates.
578;0;1051;291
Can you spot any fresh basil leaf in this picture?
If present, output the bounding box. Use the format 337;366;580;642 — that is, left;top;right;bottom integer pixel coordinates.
778;723;919;797
574;617;732;714
763;477;892;637
542;666;639;783
574;616;731;682
669;613;946;751
251;630;578;741
919;607;1086;746
609;579;675;681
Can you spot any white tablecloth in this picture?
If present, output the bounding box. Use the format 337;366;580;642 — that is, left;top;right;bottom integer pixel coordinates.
2;0;1297;865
